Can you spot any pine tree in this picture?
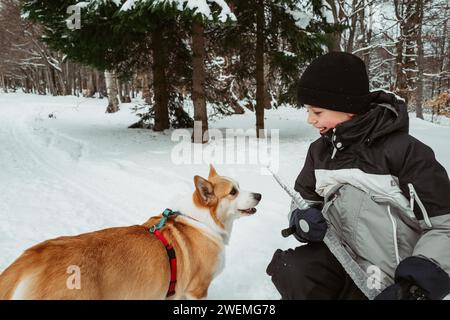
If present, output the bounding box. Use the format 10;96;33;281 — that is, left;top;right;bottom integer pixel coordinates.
209;0;336;136
22;0;337;137
120;0;236;141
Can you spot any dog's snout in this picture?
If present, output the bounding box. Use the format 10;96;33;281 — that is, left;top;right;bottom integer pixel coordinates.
253;193;262;201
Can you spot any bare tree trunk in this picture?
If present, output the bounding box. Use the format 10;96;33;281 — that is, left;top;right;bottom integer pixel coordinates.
191;20;209;143
393;0;407;101
77;67;82;96
263;55;272;109
92;69;98;96
123;81;131;103
24;68;36;93
1;73;7;93
41;69;47;95
394;39;407;100
142;71;152;104
64;61;71;95
118;79;131;103
46;68;56;95
69;63;75;95
49;68;54;95
415;0;424;119
117;78;124;102
83;68;89;96
404;3;419;105
104;70;120;113
151;25;170;132
86;68;96;97
394;0;420;104
346;0;359;53
130;78;136;99
255;0;265;138
325;0;343;52
438;6;448;94
54;65;65;95
26;76;32;93
359;0;372;71
23;71;31;93
52;67;61;95
97;70;106;98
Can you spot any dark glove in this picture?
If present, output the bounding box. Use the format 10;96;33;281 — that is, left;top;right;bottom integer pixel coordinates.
375;280;427;300
289;207;327;243
375;256;450;300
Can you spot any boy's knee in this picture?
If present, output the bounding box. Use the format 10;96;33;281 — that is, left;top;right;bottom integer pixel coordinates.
267;248;299;276
266;248;304;299
266;246;317;296
267;243;328;278
266;243;344;299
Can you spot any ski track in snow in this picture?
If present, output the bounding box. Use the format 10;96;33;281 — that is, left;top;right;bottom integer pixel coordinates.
1;92;449;299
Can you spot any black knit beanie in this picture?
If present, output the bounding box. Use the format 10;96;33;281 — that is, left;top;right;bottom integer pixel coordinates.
297;52;371;114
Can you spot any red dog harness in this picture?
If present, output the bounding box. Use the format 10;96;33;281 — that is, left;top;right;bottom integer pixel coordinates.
149;208;179;297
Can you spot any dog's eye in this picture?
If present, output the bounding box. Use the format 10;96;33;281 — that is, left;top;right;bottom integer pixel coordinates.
229;187;237;196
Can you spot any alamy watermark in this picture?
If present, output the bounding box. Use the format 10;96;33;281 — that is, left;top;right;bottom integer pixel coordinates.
366;265;382;290
66;265;81;290
66;5;81;30
171;121;279;175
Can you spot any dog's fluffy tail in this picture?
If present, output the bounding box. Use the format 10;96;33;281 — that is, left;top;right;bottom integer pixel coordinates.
0;264;23;300
0;250;36;300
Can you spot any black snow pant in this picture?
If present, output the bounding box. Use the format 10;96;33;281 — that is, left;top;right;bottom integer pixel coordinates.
266;242;367;300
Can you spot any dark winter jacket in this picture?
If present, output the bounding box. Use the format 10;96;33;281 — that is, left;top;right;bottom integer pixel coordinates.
292;90;450;298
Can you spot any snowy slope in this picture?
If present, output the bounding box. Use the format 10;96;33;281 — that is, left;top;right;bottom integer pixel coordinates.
1;92;449;299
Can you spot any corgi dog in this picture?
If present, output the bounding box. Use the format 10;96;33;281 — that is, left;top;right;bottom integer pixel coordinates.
0;165;261;300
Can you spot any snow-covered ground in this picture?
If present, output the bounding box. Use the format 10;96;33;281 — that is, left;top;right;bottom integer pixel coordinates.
1;92;449;299
422;112;450;127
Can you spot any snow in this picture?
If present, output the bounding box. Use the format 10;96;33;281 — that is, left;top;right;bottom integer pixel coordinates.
120;0;138;11
1;92;449;299
74;1;90;8
20;11;30;19
284;1;317;30
421;113;450;127
119;0;236;22
289;10;314;29
320;0;335;24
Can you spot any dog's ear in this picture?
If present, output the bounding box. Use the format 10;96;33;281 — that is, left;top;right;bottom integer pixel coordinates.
194;175;216;205
208;164;218;180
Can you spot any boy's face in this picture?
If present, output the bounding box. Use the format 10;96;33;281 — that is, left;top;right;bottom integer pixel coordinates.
306;105;355;135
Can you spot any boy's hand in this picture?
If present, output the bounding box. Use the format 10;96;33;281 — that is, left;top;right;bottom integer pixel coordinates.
289;207;327;243
375;256;450;300
375;280;427;300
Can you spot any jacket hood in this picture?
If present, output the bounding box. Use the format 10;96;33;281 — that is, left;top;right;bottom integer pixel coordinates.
323;90;409;149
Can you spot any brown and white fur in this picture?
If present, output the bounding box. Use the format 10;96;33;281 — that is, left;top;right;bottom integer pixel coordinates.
0;165;261;300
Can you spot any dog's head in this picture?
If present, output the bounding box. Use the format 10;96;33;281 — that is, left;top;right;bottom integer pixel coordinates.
193;165;261;228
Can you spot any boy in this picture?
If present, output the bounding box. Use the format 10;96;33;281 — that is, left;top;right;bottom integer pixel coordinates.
266;52;450;300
